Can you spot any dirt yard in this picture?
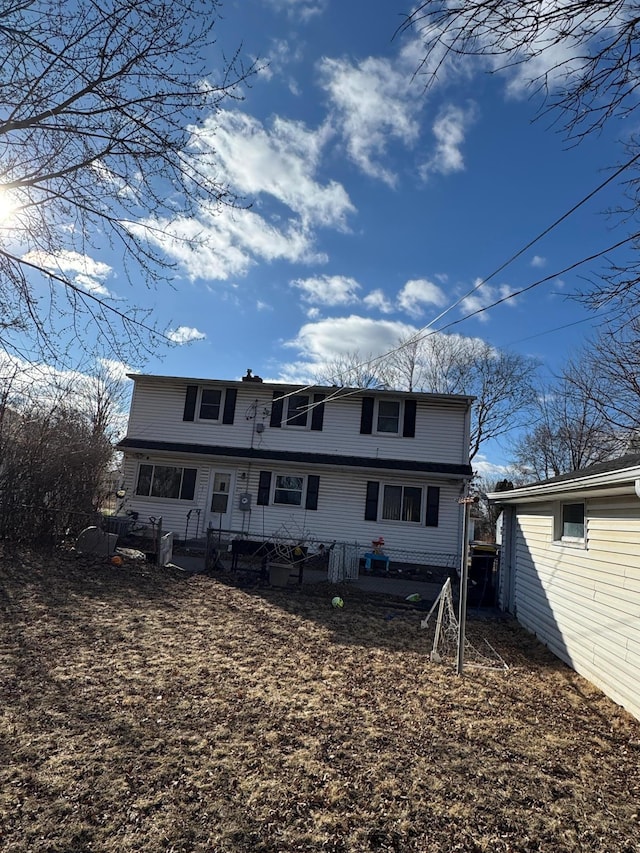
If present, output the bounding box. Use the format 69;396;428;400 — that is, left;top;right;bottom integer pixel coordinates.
0;548;638;853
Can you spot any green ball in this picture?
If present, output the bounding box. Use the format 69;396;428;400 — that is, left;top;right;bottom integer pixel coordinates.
331;596;344;608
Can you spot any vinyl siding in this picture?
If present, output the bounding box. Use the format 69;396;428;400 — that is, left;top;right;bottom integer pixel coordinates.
121;453;462;566
124;378;470;465
512;496;640;721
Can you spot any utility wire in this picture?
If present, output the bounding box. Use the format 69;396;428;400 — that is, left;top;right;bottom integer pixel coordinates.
312;229;640;412
252;152;640;415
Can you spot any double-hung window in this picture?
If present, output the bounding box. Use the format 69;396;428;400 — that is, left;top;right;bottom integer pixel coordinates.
274;475;304;505
135;464;196;501
286;395;309;428
199;388;222;421
376;399;401;434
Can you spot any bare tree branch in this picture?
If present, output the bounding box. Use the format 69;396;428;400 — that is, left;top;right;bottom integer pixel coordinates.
0;0;255;365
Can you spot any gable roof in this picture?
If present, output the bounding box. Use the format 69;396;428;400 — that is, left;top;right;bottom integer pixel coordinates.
488;453;640;504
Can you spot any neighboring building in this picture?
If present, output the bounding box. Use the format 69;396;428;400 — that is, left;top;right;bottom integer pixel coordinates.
117;371;474;566
489;454;640;722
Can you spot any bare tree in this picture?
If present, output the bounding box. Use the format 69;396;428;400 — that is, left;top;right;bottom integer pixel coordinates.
400;2;640;316
313;351;387;389
0;0;254;365
400;1;640;139
512;368;621;480
0;372;115;543
317;333;539;461
387;333;539;461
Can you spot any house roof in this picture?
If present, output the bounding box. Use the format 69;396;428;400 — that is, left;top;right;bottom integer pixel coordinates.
117;437;473;479
487;453;640;503
125;372;476;407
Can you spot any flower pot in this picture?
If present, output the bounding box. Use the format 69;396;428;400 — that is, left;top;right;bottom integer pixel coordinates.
269;562;292;588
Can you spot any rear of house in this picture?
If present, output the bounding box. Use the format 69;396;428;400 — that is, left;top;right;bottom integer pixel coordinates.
491;454;640;722
117;372;474;569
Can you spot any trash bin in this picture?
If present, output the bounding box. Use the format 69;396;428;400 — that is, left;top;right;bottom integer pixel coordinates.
468;543;499;607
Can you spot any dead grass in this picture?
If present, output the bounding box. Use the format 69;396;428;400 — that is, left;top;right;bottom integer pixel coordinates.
0;547;639;853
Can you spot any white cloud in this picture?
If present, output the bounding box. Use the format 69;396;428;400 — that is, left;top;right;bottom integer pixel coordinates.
266;0;326;21
319;56;421;186
284;315;416;367
194;111;353;230
131;205;326;282
137;110;355;282
531;255;546;268
363;289;394;314
258;39;304;82
290;274;360;306
472;455;513;479
23;249;115;297
397;278;447;317
166;326;206;344
256;300;273;311
421;103;476;178
460;279;516;321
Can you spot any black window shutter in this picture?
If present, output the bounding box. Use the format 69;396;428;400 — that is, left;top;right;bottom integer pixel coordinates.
222;388;237;424
310;394;325;431
364;481;379;521
403;399;416;437
181;468;197;500
183;385;198;421
257;471;272;505
306;475;320;510
426;486;440;527
360;396;374;434
270;392;284;428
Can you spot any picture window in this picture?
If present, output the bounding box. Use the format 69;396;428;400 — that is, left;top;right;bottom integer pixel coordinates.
135;464;196;501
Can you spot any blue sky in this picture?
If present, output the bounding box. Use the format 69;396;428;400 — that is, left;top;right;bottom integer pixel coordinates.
10;0;637;472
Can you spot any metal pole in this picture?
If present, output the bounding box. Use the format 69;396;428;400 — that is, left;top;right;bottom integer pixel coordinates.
156;516;163;566
457;497;472;676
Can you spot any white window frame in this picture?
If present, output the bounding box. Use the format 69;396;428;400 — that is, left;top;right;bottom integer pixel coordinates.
197;386;225;423
284;394;310;429
273;473;305;506
380;483;423;524
374;398;403;435
554;501;586;546
135;463;197;501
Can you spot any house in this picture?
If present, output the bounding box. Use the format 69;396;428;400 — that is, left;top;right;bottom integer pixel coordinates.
117;371;474;569
489;454;640;722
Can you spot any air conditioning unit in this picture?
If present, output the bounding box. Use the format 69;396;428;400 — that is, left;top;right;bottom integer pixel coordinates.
238;493;252;511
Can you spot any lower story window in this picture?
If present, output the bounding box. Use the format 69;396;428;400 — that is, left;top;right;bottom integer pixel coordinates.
274;475;303;506
135;463;197;501
382;485;422;522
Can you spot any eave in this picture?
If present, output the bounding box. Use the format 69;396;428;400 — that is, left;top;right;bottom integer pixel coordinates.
117;437;473;479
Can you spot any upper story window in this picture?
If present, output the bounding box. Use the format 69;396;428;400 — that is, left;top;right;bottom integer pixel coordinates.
269;391;326;431
286;394;309;428
360;396;416;437
182;385;237;425
199;388;222;420
377;400;401;434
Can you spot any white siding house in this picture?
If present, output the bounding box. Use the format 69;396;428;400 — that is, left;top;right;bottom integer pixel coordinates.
117;372;474;568
490;454;640;722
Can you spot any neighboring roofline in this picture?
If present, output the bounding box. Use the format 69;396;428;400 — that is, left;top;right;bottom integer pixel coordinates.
488;457;640;503
117;437;473;479
125;373;476;406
